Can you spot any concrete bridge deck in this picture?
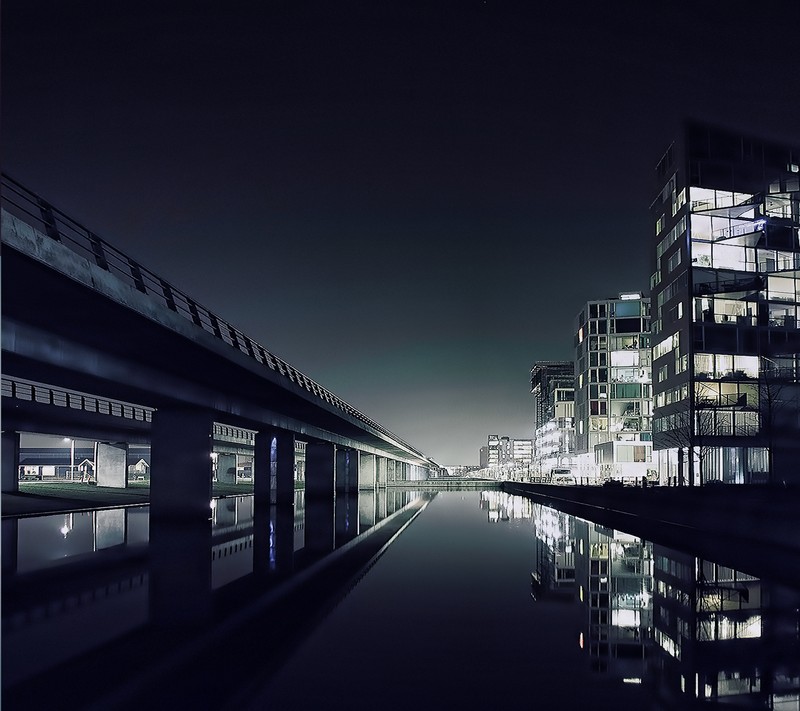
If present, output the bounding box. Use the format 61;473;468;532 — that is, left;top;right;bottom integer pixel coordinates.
2;175;439;513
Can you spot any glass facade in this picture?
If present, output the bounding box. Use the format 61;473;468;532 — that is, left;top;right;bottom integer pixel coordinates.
573;294;653;480
650;122;800;485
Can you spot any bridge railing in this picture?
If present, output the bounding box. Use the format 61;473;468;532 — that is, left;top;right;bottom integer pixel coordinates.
2;377;154;422
1;175;421;456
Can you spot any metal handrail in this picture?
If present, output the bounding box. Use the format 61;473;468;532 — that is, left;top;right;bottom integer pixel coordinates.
1;174;420;455
2;376;154;422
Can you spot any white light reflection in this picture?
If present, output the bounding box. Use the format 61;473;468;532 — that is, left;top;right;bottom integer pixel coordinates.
60;514;74;539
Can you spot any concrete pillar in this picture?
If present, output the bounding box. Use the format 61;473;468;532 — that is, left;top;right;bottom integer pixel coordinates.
255;430;296;506
335;448;359;493
377;487;387;521
2;519;17;575
358;453;376;490
335;490;359;545
216;453;237;484
305;442;335;554
396;461;406;482
2;430;20;493
149;518;212;626
376;456;387;487
306;495;334;554
305;441;335;499
252;504;295;579
150;408;213;519
359;489;376;529
95;442;128;488
387;459;396;483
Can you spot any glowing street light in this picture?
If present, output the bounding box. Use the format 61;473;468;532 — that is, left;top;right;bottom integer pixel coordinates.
63;437;75;480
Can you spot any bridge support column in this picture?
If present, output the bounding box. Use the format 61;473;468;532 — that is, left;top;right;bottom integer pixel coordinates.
359;489;376;528
336;448;359;493
215;453;237;484
358;453;376;490
336;490;359;545
376;456;387;487
2;430;20;493
377;486;387;520
387;459;396;483
305;442;335;553
396;461;406;482
254;503;296;578
149;517;212;626
95;442;128;488
2;519;17;575
254;430;296;507
150;409;213;519
306;442;335;498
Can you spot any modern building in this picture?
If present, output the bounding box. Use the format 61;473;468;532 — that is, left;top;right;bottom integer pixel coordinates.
512;438;533;465
574;519;653;679
573;292;654;481
481;435;533;474
650;546;786;708
531;361;575;431
650;122;800;485
486;434;510;467
530;361;576;477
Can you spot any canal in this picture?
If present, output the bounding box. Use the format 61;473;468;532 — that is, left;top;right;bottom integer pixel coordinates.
3;488;799;709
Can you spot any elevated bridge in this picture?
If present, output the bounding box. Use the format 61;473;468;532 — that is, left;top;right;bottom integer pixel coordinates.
1;175;438;516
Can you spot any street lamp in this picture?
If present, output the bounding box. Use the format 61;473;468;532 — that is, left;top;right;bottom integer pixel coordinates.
63;437;75;480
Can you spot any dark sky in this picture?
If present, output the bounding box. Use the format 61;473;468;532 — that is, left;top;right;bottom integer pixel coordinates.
3;1;799;464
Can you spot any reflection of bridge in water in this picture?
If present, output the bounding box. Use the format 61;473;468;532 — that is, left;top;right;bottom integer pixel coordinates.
1;174;440;516
2;487;432;706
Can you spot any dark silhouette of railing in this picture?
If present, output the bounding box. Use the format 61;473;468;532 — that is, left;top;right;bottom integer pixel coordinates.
2;377;153;422
1;175;421;454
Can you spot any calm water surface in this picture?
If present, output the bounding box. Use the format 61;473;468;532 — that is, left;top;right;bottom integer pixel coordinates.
247;490;648;710
3;488;799;710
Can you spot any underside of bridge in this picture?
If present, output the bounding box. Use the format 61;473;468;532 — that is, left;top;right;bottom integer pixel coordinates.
2;198;436;509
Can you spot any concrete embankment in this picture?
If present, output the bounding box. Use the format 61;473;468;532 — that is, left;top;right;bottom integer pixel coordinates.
503;482;800;587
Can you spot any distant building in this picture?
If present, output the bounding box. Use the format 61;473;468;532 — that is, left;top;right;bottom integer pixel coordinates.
573;292;654;481
513;438;533;465
531;361;575;430
650;122;800;485
482;435;533;472
486;434;511;467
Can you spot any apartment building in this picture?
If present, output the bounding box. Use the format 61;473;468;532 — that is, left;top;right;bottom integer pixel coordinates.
573;293;654;481
650;122;800;484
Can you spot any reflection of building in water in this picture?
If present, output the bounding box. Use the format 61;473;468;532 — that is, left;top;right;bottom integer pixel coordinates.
480;491;533;522
650;545;800;708
574;520;653;679
531;505;575;600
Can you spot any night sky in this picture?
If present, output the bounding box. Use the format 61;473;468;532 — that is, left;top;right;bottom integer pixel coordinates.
3;1;799;464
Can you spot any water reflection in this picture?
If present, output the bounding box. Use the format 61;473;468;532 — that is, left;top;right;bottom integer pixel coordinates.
498;489;800;709
4;488;800;709
1;487;425;696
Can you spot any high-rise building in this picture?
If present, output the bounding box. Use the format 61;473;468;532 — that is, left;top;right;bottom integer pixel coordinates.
573;292;654;480
530;361;575;477
530;361;575;431
650;122;800;485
